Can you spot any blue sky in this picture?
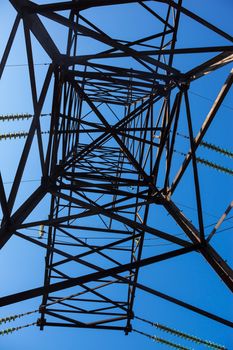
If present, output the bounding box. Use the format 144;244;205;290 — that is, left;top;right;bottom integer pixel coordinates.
0;1;233;349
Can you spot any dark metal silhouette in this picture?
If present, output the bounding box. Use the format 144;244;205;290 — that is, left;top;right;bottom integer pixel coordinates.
0;0;232;333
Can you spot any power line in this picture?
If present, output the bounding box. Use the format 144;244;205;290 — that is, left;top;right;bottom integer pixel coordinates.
24;223;233;249
0;113;50;122
133;328;193;350
3;179;40;185
5;63;50;68
0;322;37;336
176;132;233;159
174;149;233;176
134;316;227;350
189;90;233;111
3;64;233;110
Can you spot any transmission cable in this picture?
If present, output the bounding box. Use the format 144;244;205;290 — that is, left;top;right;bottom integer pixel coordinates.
134;315;227;350
176;132;233;159
174;149;233;176
0;279;124;336
133;328;192;350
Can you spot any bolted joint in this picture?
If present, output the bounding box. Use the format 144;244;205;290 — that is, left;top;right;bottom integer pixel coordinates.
39;305;46;314
128;310;134;320
124;323;132;335
37;318;43;326
41;175;52;188
178;81;190;92
200;238;207;248
37;317;46;331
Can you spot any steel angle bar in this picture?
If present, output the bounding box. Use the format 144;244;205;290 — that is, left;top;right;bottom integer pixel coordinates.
155;0;233;42
0;14;21;79
134;282;233;328
0;244;199;307
50;189;191;246
24;0;151;13
10;0;61;62
170;68;233;194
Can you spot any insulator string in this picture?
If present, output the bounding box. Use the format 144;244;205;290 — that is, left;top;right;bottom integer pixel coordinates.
0;310;38;325
133;328;193;350
176;132;233;159
0;113;50;121
0;322;37;336
135;316;227;350
174;150;233;176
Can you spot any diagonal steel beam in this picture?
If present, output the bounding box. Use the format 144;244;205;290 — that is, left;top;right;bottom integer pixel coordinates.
0;14;21;79
155;0;233;42
170;68;233;194
10;0;61;62
24;0;152;13
0;244;199;307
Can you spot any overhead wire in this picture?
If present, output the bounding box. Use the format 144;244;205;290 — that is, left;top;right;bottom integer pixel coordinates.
22;219;233;249
133;328;192;350
0;322;37;336
0;279;123;336
176;132;233;160
1;30;232;345
189;90;233;111
0;113;50;121
0;105;232;245
174;149;233;177
0;309;38;336
134;316;227;350
0;132;232;177
5;63;50;68
3;63;233;110
1;113;232;173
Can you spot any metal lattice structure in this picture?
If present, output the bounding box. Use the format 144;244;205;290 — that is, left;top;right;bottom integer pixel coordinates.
0;0;232;335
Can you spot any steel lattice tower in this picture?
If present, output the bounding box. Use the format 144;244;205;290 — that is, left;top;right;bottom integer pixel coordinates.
0;0;232;335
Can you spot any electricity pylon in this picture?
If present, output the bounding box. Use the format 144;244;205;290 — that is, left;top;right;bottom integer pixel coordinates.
0;0;232;333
